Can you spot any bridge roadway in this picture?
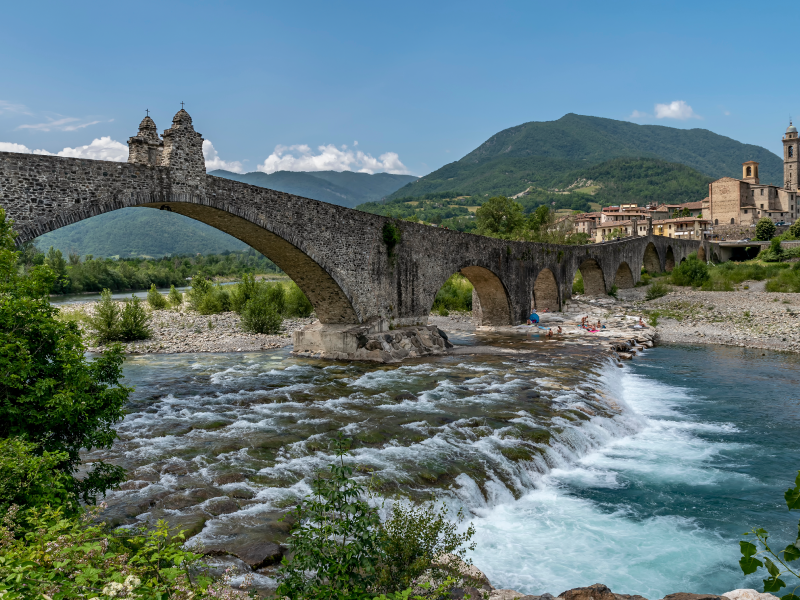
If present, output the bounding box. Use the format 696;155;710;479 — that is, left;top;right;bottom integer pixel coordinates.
0;109;699;332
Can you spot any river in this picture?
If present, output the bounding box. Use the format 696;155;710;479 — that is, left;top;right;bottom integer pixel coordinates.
90;335;800;598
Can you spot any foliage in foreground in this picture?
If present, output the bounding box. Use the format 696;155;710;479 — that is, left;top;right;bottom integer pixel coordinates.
0;209;131;504
277;435;477;599
739;470;800;600
0;504;254;600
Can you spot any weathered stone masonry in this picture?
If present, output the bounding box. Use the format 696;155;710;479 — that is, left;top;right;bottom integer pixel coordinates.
0;109;699;330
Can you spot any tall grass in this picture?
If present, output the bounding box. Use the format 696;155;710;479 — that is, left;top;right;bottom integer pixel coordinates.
765;263;800;292
432;274;473;314
700;261;790;291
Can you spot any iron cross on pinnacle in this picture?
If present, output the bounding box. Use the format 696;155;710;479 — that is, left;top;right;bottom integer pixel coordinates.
181;101;185;109
145;109;149;116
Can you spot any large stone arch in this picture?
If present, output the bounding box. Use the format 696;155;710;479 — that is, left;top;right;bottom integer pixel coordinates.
27;198;361;325
461;266;512;326
665;246;676;271
614;262;635;289
533;268;559;312
577;258;606;296
643;242;660;273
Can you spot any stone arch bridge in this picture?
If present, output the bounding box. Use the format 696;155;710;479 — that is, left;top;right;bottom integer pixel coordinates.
0;110;698;341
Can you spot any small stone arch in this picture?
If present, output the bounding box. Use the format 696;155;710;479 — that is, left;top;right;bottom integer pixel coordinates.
665;246;676;271
533;268;559;312
577;258;606;296
614;262;635;289
643;242;660;273
730;218;735;225
711;251;720;263
461;266;512;326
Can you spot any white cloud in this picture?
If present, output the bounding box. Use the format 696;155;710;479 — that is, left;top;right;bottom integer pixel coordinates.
654;100;701;120
628;109;649;120
203;139;244;173
0;137;128;161
18;116;104;132
0;101;31;115
56;137;128;161
257;143;411;175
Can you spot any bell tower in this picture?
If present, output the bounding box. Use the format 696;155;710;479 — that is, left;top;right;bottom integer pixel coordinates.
783;121;799;190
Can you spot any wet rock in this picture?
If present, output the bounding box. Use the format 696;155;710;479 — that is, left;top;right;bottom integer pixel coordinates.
213;472;246;485
394;392;416;402
158;488;221;510
201;511;293;569
203;496;240;516
560;583;617;600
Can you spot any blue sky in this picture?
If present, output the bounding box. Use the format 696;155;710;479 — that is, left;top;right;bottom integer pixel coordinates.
0;0;796;176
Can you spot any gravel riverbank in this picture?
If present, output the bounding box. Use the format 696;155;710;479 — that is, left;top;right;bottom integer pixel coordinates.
58;303;314;354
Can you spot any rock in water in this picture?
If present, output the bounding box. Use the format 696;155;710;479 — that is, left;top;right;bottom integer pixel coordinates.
561;583;618;600
661;594;727;600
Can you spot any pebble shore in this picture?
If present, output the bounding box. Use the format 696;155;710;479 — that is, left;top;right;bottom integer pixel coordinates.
58;302;314;354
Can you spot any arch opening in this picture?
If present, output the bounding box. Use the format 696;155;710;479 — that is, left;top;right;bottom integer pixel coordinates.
459;265;512;326
614;262;635;289
643;242;660;273
533;268;559;312
577;258;606;296
665;247;676;271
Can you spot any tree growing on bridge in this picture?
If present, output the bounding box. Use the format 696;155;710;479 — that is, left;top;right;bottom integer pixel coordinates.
756;217;777;241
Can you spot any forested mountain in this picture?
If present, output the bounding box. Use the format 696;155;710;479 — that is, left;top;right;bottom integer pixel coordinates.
388;113;782;200
35;170;416;257
210;170;417;208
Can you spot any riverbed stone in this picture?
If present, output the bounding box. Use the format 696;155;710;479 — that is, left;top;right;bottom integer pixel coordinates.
661;594;727;600
722;590;780;600
560;583;618;600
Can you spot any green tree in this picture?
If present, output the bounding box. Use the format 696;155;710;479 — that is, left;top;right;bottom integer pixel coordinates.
0;209;130;504
671;253;710;287
45;246;69;293
147;283;168;309
168;284;183;308
756;217;777;241
475;196;525;239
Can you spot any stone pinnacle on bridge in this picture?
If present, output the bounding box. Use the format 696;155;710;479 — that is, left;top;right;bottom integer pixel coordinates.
160;106;206;191
127;113;163;166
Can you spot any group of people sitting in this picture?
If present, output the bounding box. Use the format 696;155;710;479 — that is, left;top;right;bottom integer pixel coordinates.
581;316;605;331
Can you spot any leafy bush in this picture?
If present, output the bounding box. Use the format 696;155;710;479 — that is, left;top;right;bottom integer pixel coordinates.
285;281;314;317
376;503;476;593
190;277;232;315
766;264;800;293
0;438;74;516
433;274;473;313
609;284;619;298
277;436;477;599
168;284;183;307
0;210;130;503
90;288;122;343
118;295;152;341
670;254;710;287
262;282;286;315
645;281;670;300
738;470;800;599
755;217;777;241
383;221;403;260
241;294;282;334
0;506;240;600
147;283;168;309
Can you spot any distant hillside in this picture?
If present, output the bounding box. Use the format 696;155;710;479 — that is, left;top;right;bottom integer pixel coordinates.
357;157;714;232
210;170;417;208
388;113;782;200
35;170;416;257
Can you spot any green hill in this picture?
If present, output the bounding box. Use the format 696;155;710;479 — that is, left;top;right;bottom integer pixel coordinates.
388;113;782;200
209;170;417;208
35;170;416;257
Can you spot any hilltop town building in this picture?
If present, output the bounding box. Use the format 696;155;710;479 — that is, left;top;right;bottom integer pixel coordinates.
703;123;800;227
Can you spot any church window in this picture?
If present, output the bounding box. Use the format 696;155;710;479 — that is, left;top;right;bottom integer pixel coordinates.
747;166;752;176
715;219;719;225
761;189;764;195
790;146;794;158
731;218;735;224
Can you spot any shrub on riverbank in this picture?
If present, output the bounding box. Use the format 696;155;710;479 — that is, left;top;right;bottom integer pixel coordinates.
670;253;710;287
645;281;670;300
147;283;168;309
90;289;152;342
765;263;800;292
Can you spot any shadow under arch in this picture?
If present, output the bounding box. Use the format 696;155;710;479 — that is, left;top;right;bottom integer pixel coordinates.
614;262;635;289
28;200;361;325
459;265;512;326
533;268;559;312
643;242;660;273
665;246;676;271
577;258;606;296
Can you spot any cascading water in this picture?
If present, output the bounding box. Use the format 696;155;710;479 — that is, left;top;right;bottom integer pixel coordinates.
91;335;800;597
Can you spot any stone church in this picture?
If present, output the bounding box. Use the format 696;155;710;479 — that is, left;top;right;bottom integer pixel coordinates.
703;123;800;227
